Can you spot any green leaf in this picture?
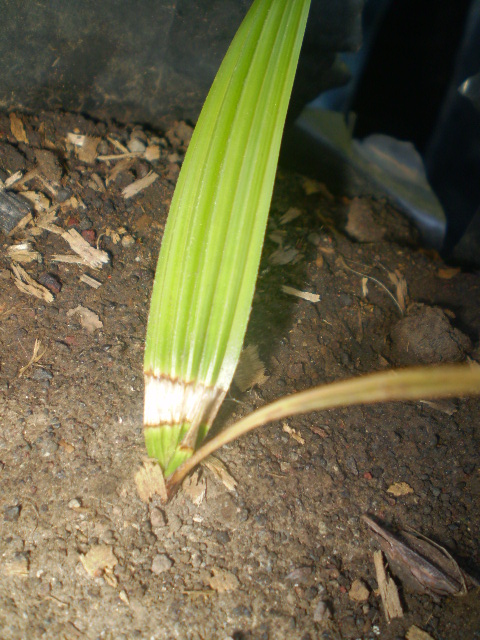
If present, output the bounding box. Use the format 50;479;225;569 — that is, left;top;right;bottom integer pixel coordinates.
144;0;311;474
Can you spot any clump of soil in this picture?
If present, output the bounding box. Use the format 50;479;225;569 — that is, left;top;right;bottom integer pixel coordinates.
0;110;479;639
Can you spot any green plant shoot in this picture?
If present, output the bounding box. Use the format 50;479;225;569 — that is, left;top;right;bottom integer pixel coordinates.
144;0;311;476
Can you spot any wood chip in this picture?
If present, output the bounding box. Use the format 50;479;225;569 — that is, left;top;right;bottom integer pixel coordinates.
419;399;457;416
0;190;33;235
233;344;269;391
105;158;134;186
208;568;240;593
122;171;158;199
202;456;237;492
66;132;86;146
51;255;86;265
80;274;102;289
61;229;109;269
282;285;320;303
269;246;300;265
11;263;54;302
134;460;168;503
282;422;305;445
21;191;51;212
301;177;331;196
387;481;414;497
373;550;403;623
7;243;42;264
279;207;302;224
387;270;408;313
406;625;435;640
3;552;29;577
67;305;103;333
9;113;28;144
4;171;23;188
437;267;460;279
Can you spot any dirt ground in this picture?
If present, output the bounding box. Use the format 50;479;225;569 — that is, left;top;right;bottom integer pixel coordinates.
0;111;479;640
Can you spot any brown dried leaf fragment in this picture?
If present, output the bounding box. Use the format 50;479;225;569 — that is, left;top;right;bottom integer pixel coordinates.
80;545;117;578
406;626;435;640
135;460;168;503
233;344;269;391
9;113;28;144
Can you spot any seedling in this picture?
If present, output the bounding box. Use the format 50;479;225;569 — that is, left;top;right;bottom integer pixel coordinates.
143;0;480;501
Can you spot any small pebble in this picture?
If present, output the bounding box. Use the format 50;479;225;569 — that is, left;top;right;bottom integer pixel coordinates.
149;507;166;528
349;578;370;602
68;498;82;509
121;234;135;248
313;600;331;623
151;554;173;574
32;367;53;381
4;505;21;522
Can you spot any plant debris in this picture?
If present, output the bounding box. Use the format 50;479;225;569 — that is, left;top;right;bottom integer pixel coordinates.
281;284;320;302
373;549;404;623
11;262;54;302
363;516;474;598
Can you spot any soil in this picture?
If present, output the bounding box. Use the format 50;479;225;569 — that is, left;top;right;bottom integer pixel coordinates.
0;111;479;640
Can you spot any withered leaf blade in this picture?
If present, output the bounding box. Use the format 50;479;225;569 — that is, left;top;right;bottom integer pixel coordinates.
363;515;473;598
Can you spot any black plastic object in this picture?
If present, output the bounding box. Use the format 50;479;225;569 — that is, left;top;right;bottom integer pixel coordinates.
0;0;363;129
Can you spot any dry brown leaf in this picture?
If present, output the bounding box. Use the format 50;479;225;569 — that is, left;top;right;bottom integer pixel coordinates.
363;516;472;598
387;481;414;497
10;113;28;144
406;625;435;640
233;344;269;391
67;306;103;333
80;545;117;578
374;550;404;623
208;568;240;593
437;267;460;280
134;460;167;503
